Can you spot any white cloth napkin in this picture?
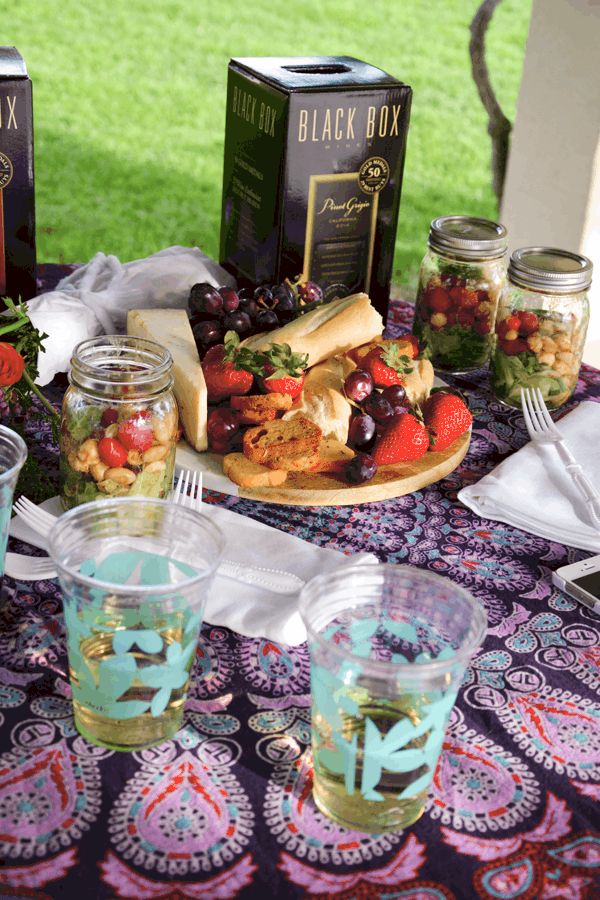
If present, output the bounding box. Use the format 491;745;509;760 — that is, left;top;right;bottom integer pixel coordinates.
9;497;378;646
25;246;235;385
458;400;600;552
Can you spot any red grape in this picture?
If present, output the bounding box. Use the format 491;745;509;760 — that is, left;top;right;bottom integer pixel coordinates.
348;414;377;451
207;408;240;444
219;287;240;312
344;370;374;403
345;452;377;485
381;384;406;405
188;283;223;316
297;280;323;304
223;311;252;335
364;393;394;425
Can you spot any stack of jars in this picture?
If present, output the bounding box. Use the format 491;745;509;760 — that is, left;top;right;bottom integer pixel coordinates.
412;215;593;411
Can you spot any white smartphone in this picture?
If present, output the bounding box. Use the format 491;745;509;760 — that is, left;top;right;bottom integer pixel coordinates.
553;555;600;613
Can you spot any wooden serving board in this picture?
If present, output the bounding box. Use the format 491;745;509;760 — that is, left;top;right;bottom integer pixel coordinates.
175;430;470;507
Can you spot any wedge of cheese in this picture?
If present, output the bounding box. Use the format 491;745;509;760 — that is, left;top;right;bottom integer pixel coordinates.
127;309;208;452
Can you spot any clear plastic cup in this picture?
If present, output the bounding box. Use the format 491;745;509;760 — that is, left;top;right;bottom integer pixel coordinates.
298;563;487;832
0;425;27;578
48;497;223;751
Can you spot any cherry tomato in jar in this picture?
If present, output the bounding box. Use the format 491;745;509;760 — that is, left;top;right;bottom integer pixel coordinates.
118;413;154;452
98;436;128;467
518;310;539;334
427;286;451;313
501;337;529;355
505;314;521;332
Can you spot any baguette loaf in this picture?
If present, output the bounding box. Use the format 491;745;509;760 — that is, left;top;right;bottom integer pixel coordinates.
282;356;355;444
308;439;355;473
240;293;384;368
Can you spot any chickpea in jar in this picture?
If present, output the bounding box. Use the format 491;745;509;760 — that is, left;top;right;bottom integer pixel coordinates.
60;400;178;510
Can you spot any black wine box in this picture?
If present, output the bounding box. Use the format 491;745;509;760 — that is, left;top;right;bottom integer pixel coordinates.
0;47;36;307
219;56;412;324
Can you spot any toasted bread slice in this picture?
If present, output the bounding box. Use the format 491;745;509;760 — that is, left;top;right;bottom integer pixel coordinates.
223;453;288;488
230;392;293;424
243;416;322;467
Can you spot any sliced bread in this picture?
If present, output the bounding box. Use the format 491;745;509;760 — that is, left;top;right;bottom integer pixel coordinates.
243;416;322;468
223;453;288;488
230;392;293;424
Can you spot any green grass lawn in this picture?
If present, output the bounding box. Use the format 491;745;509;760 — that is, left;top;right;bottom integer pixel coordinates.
3;0;532;293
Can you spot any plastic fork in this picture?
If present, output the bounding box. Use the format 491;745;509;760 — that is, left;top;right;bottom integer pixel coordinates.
172;469;305;593
521;387;600;530
13;479;305;594
4;552;57;581
12;497;56;541
172;468;202;511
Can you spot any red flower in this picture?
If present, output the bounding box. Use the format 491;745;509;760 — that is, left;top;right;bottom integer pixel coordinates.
0;342;26;387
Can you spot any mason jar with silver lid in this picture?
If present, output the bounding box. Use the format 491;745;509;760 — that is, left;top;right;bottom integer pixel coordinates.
489;247;593;410
412;215;509;374
59;336;178;510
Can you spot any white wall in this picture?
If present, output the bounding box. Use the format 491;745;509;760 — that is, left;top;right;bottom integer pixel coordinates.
500;0;600;346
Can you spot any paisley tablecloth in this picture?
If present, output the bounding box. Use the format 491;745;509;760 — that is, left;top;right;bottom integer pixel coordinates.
1;264;599;900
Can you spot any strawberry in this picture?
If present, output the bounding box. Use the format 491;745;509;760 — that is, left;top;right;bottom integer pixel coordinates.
257;342;309;399
421;390;473;451
362;341;415;388
201;330;257;402
371;412;429;465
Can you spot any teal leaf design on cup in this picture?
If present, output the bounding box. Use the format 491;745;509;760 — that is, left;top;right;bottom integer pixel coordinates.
386;619;419;644
349;619;378;658
107;699;152;719
64;596;93;642
183;608;203;639
150;687;172;718
323;731;359;795
361;715;429;800
397;729;446;799
312;665;359;732
138;638;196;718
112;629;163;655
398;769;435;800
97;653;137;701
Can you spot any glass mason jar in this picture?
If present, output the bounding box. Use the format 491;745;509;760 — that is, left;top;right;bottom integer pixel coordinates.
59;336;178;511
412;216;509;374
489;247;593;410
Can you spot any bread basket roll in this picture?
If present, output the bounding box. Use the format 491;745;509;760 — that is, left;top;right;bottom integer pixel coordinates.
240;293;384;367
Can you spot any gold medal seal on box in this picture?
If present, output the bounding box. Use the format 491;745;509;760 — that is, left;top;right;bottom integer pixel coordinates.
358;156;390;194
0;153;13;189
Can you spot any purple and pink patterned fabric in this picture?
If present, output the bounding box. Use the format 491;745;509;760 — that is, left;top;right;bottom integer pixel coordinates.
0;265;599;899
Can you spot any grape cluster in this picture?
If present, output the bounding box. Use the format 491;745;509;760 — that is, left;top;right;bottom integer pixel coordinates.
188;277;324;358
343;370;411;484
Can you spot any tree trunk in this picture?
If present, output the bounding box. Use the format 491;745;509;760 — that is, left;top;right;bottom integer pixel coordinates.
469;0;513;208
